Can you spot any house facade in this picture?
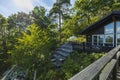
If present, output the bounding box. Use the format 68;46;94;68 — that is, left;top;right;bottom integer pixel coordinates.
80;11;120;48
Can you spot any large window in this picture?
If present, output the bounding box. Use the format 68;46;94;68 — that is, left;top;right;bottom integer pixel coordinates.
98;35;104;45
116;34;120;45
93;35;97;45
105;22;114;34
116;21;120;46
105;35;113;44
104;22;114;46
92;22;115;47
116;21;120;33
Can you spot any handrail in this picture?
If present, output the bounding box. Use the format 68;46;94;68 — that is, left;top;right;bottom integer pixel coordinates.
69;45;120;80
99;59;117;80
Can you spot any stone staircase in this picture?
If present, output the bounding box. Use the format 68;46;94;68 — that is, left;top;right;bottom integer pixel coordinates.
117;67;120;80
50;42;73;67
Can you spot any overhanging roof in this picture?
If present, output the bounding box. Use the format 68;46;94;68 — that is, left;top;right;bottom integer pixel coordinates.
80;11;120;34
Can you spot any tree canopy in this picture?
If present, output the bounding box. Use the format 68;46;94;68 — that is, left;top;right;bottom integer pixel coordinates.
0;0;120;79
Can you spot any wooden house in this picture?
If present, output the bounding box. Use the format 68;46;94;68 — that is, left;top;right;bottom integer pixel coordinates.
80;11;120;51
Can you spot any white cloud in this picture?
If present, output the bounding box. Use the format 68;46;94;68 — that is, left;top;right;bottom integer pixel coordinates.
34;0;55;11
0;0;75;17
0;5;13;17
13;0;34;11
71;0;75;6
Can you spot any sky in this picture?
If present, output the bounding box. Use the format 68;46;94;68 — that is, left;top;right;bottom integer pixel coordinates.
0;0;75;17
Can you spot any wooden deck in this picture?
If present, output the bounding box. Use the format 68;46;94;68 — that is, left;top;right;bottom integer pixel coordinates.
70;45;120;80
72;42;114;53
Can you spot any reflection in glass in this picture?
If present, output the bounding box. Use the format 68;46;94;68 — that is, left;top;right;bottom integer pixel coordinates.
105;22;114;34
117;34;120;45
117;21;120;33
93;36;97;45
98;35;104;45
105;35;113;44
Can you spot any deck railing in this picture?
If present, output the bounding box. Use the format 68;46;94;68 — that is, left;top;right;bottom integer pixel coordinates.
69;45;120;80
71;42;114;52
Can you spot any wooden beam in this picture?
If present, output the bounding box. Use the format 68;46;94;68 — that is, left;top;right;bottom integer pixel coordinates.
69;45;120;80
99;59;117;80
112;15;116;22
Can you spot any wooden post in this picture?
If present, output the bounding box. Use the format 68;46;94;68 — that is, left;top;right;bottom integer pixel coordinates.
83;42;85;51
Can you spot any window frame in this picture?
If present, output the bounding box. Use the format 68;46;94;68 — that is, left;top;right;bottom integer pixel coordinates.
104;22;114;47
116;21;120;46
92;34;104;46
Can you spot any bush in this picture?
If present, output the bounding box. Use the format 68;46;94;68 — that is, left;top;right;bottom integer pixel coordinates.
61;51;104;79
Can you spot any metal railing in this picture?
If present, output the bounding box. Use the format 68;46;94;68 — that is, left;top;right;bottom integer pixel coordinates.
69;45;120;80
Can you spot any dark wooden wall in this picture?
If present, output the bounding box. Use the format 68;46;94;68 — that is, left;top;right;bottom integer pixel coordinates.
86;18;113;45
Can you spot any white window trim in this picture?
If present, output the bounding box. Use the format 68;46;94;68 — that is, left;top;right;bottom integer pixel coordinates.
92;34;104;46
92;22;115;47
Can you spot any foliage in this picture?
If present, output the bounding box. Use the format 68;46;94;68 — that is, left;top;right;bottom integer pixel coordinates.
61;51;104;79
61;0;120;43
40;51;104;80
0;14;11;75
67;36;86;43
7;12;32;32
9;23;57;79
11;23;54;64
49;0;71;43
31;6;51;28
0;0;120;79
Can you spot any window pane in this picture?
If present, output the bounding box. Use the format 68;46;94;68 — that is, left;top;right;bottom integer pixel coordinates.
117;21;120;33
93;36;97;45
105;22;114;34
117;34;120;45
98;35;104;45
105;35;113;44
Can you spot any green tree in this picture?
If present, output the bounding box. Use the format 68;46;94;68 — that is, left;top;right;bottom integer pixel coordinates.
0;14;11;75
31;6;51;28
10;23;57;79
49;0;71;43
7;12;32;32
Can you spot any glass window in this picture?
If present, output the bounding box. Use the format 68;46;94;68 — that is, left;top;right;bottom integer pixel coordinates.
98;35;104;45
93;36;97;45
105;22;114;34
117;21;120;33
105;35;113;44
92;35;104;46
117;34;120;45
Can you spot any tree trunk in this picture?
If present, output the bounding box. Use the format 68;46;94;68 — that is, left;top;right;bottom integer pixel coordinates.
33;69;37;80
58;1;61;43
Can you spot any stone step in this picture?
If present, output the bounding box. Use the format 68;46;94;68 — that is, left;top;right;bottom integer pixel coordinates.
50;42;73;67
51;58;56;62
60;43;72;48
52;54;66;61
57;48;73;53
53;60;62;67
60;46;72;50
56;51;70;57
